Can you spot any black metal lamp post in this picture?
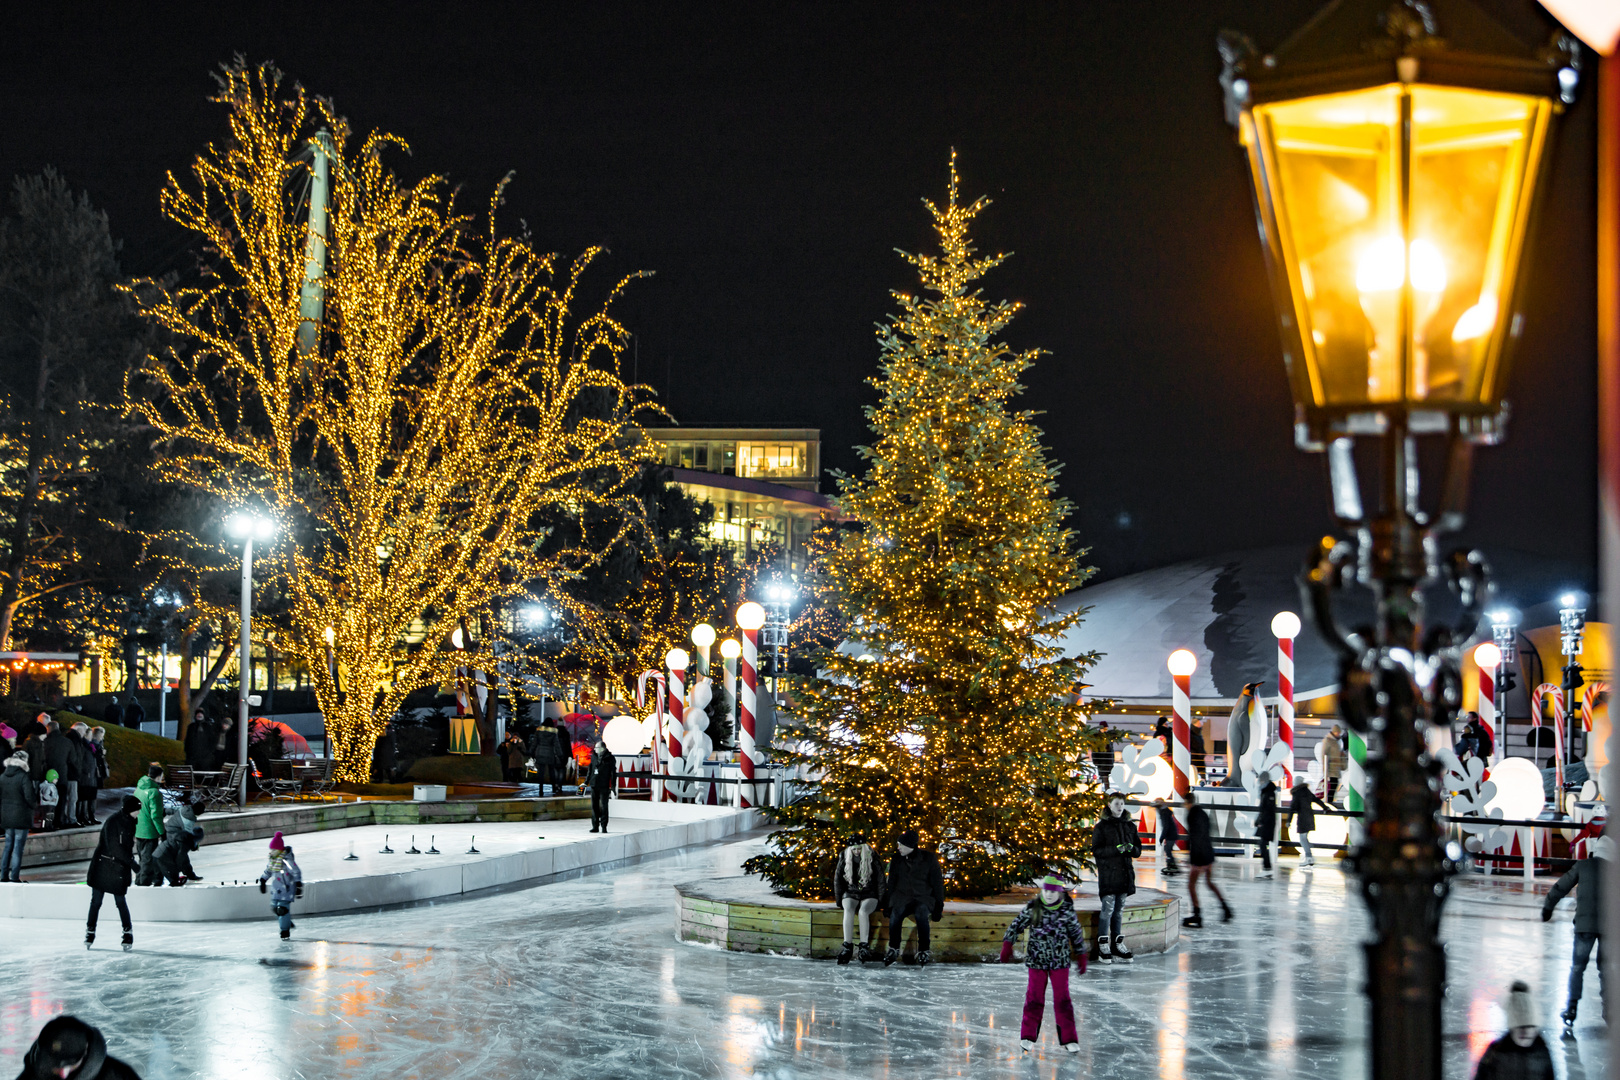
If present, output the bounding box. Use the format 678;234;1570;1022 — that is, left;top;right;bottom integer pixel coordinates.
1218;3;1579;1077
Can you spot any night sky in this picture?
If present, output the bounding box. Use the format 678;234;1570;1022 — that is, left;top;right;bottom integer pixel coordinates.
0;1;1597;584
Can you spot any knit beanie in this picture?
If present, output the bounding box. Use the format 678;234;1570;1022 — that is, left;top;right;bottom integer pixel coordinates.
269;831;286;851
1504;980;1537;1029
896;829;919;849
1040;874;1064;888
44;769;57;782
121;794;141;814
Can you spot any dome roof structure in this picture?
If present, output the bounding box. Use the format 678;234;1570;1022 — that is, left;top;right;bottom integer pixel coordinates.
1050;545;1596;706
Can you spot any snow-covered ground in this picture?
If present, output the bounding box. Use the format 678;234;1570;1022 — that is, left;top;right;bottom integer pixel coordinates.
0;836;1606;1079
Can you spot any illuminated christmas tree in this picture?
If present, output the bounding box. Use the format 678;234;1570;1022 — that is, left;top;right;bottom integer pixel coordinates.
744;156;1104;898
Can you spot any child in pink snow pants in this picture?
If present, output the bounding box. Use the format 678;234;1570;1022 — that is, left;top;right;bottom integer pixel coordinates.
1000;874;1087;1054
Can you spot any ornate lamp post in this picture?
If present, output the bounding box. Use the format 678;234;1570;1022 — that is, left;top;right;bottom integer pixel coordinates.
1557;591;1588;764
1219;3;1578;1077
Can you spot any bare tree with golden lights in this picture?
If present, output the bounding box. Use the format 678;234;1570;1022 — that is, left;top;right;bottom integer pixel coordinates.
745;156;1104;897
127;62;654;781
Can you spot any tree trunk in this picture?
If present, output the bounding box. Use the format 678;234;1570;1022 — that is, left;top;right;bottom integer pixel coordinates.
187;632;236;721
176;632;195;740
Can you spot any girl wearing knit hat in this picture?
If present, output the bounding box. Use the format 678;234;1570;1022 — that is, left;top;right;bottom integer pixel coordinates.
999;875;1087;1055
1471;981;1553;1079
257;832;303;939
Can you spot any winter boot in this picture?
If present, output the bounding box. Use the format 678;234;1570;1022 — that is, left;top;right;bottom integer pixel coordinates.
1221;903;1234;923
836;942;854;965
916;949;932;968
1182;912;1203;929
858;942;874;964
883;947;900;967
1095;936;1112;963
120;931;133;952
1113;935;1133;961
84;930;94;949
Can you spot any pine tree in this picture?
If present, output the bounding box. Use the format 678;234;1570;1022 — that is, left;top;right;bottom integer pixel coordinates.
744;156;1104;898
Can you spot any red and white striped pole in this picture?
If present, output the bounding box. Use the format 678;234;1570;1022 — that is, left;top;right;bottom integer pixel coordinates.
664;647;687;802
1271;612;1300;787
1474;642;1500;766
1167;650;1196;801
736;602;765;809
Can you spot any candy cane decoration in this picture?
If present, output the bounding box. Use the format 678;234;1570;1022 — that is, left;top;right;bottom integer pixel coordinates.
1581;681;1609;732
1271;613;1300;786
636;669;667;798
666;654;686;802
1167;650;1196;798
736;602;765;809
1476;644;1499;766
1531;683;1567;793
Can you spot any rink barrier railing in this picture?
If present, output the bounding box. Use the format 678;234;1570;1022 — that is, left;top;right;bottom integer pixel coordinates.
1120;799;1597;869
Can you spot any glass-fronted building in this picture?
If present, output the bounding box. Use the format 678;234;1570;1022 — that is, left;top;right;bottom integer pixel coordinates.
643;427;839;571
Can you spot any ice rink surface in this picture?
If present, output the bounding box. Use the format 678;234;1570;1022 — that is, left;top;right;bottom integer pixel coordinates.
0;835;1607;1079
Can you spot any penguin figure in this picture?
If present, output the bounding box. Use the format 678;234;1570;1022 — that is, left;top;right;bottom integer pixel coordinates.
1222;682;1264;787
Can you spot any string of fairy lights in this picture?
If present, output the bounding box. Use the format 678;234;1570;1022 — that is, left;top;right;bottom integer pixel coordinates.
126;61;658;782
743;155;1109;898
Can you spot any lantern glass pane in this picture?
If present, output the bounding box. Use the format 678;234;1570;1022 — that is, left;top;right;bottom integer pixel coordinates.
1251;85;1548;413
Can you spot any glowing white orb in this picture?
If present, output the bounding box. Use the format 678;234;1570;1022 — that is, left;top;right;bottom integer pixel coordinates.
602;715;646;757
1484;757;1545;823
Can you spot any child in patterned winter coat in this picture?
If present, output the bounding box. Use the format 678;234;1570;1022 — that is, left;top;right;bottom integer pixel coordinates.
1000;875;1087;1054
257;832;304;939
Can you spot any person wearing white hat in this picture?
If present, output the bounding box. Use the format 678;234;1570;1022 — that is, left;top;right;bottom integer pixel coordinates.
1471;981;1553;1079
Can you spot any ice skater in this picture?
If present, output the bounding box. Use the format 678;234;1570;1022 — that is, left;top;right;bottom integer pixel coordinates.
832;833;884;964
1289;777;1332;866
585;737;615;832
1472;981;1553;1078
1255;773;1277;877
1153;797;1180;875
1543;832;1609;1035
999;875;1086;1055
881;829;943;967
1181;791;1230;927
1091;792;1140;962
84;795;141;951
258;832;303;939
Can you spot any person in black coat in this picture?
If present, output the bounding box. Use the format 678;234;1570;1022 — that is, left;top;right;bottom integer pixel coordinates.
1153;797;1180;875
528;719;565;797
1255;775;1278;877
43;721;76;830
85;794;141;950
15;1014;141;1080
1;751;38;882
1289;779;1333;866
1473;981;1555;1079
584;740;615;833
1543;833;1610;1033
1092;792;1142;962
832;834;885;963
880;829;945;967
184;711;216;769
101;700;123;730
121;696;145;730
1182;791;1230;928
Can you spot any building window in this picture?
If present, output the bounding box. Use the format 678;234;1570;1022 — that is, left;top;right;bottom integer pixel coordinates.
737;442;808;479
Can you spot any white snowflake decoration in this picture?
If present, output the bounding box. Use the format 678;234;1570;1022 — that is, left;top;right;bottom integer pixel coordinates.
1444;754;1504;853
1108;738;1168;797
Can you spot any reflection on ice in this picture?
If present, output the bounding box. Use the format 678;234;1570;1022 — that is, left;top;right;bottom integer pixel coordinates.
0;838;1607;1078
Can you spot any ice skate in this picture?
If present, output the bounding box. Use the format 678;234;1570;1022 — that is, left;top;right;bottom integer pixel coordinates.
1094;936;1111;963
1562;1007;1577;1038
1301;856;1315;867
1113;935;1133;961
1064;1042;1080;1054
120;931;132;952
281;928;290;940
83;930;94;949
1182;912;1203;929
916;949;932;967
836;942;853;965
1020;1039;1035;1053
883;947;899;967
1221;903;1234;922
858;942;874;964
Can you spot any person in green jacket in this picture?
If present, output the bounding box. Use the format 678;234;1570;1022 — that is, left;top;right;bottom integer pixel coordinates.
133;764;166;886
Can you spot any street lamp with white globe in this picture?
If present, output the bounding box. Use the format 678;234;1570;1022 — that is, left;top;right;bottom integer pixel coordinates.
226;512;276;806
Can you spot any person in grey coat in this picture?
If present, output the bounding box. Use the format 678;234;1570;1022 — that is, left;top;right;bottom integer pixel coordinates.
0;751;38;881
1543;833;1610;1035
